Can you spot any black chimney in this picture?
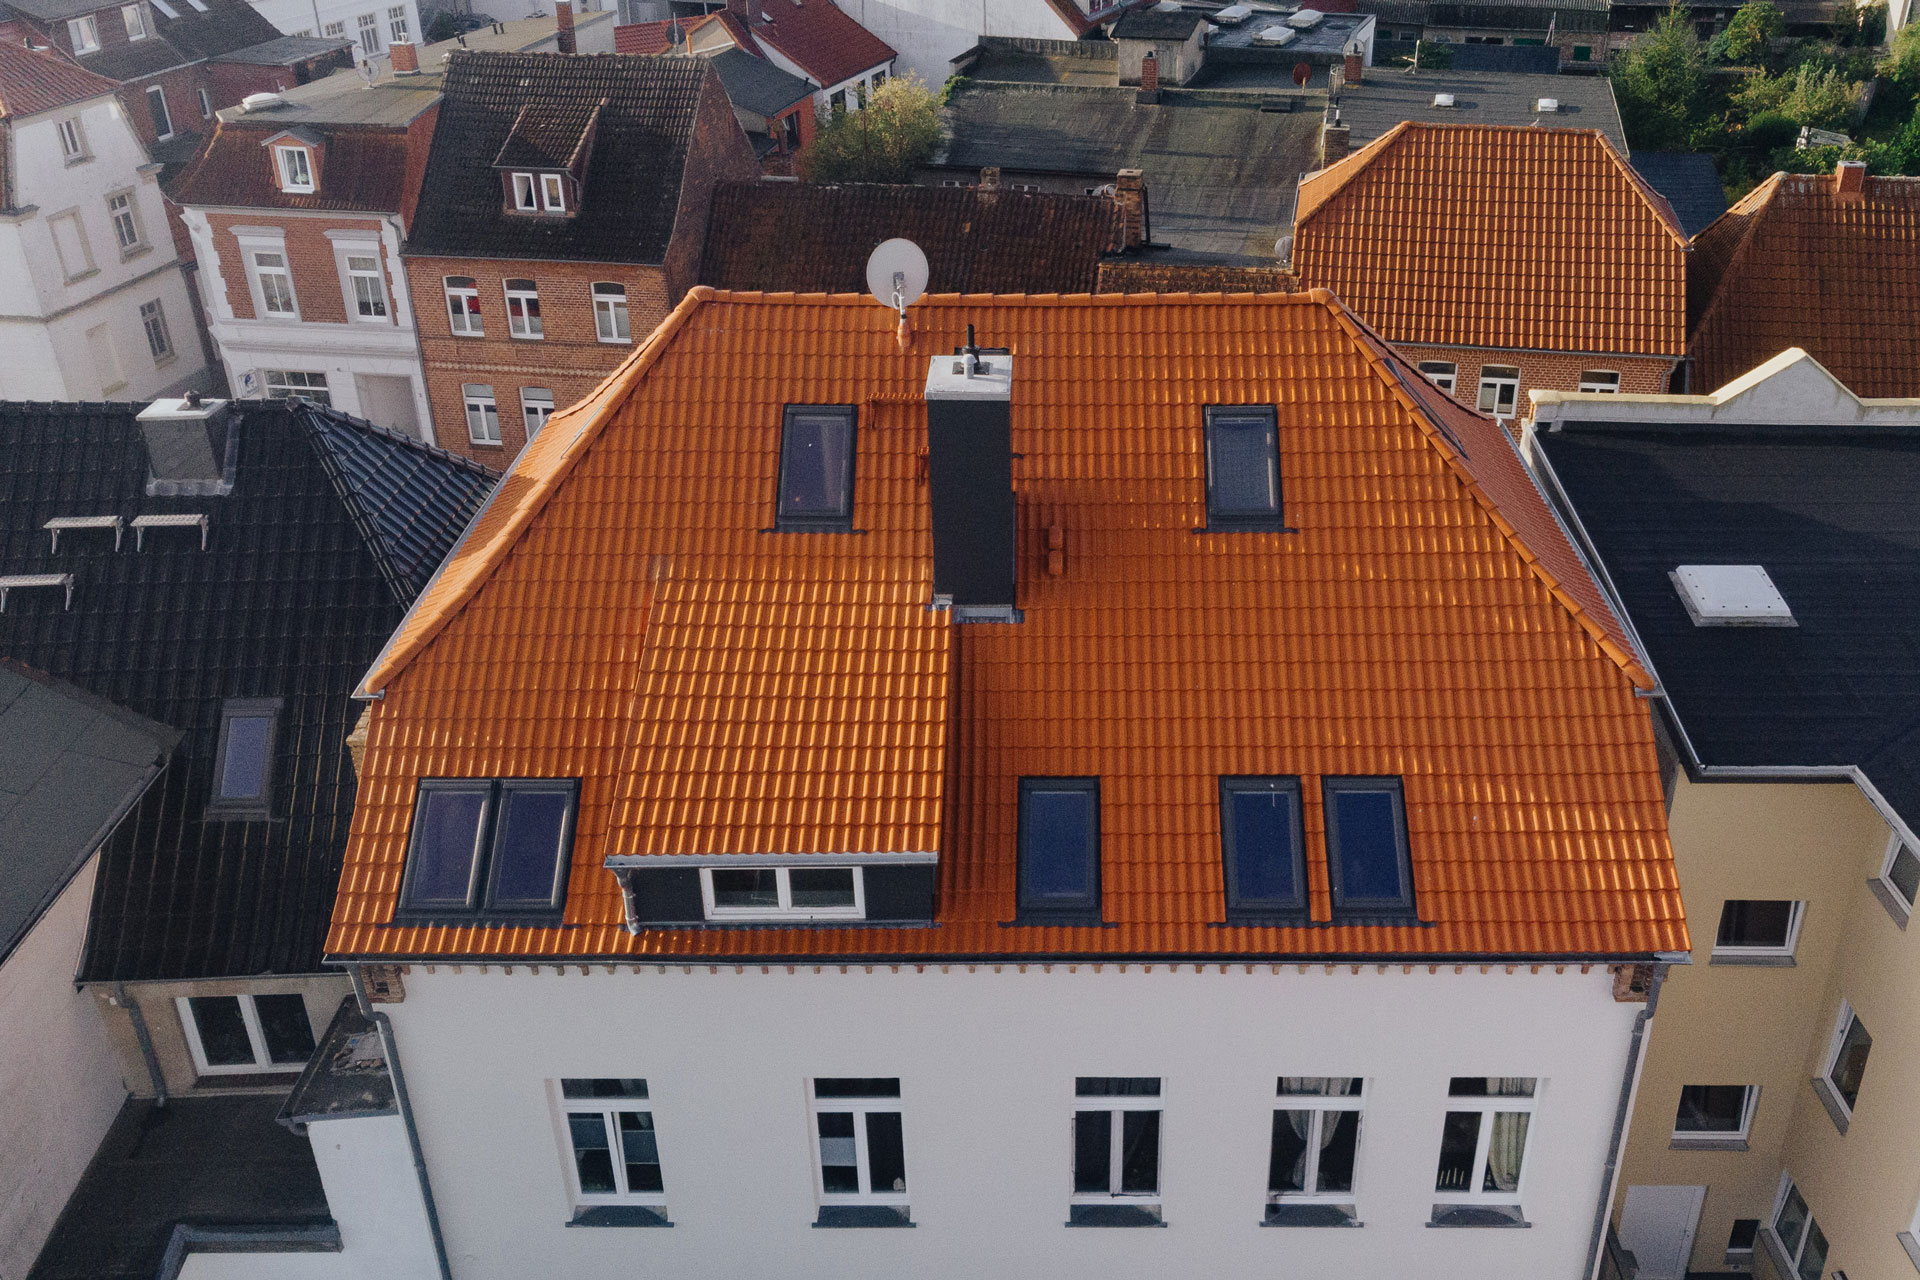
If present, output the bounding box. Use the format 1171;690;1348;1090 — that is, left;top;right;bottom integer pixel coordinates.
923;333;1016;616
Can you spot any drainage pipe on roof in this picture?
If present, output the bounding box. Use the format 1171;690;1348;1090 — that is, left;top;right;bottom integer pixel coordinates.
112;981;168;1106
349;964;453;1280
1582;961;1670;1280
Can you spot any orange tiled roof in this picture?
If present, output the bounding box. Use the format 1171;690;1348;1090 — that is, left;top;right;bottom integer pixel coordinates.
1689;169;1920;398
331;289;1682;963
1293;122;1688;358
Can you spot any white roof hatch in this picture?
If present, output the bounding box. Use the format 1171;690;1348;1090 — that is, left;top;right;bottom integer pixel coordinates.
1671;564;1796;627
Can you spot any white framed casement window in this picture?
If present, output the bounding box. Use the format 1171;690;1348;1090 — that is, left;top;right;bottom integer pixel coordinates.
248;248;298;318
1671;1084;1758;1148
122;4;147;39
1814;1001;1870;1131
67;15;99;53
1267;1077;1363;1225
264;369;331;404
387;3;408;41
1765;1174;1829;1280
463;384;501;445
592;281;630;343
557;1079;666;1222
1577;370;1621;393
810;1078;910;1224
175;993;316;1075
540;173;566;212
275;145;314;193
341;250;388;320
57;117;88;162
1417;360;1457;393
146;86;173;140
1072;1077;1162;1225
1711;899;1803;963
323;19;345;36
140;299;174;363
444;276;482;335
1873;829;1919;925
504;278;542;338
521;387;555;437
356;10;381;52
1476;365;1520;417
1432;1077;1536;1222
698;866;864;921
511;172;537;211
106;191;143;252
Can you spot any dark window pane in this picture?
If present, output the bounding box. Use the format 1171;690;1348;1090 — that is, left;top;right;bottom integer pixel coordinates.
1448;1077;1535;1097
1073;1111;1111;1193
815;1078;901;1098
1022;784;1096;906
489;787;571;908
1119;1110;1159;1194
1318;1110;1360;1193
711;868;778;908
1225;781;1301;908
254;994;315;1064
188;996;253;1066
1798;1218;1828;1280
219;714;272;800
404;787;488;908
618;1111;663;1192
1208;413;1279;519
778;411;853;522
1076;1077;1161;1097
1268;1111;1309;1192
1434;1111;1481;1191
866;1111;906;1193
817;1111;859;1193
1829;1014;1871;1108
1774;1184;1808;1258
1716;900;1794;949
1675;1084;1750;1132
1728;1219;1759;1250
569;1114;616;1193
789;868;856;908
1889;843;1920;905
1278;1077;1361;1096
1327;782;1409;907
563;1078;648;1099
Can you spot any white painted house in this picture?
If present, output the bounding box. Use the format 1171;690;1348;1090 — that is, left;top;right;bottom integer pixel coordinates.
0;44;208;401
245;0;422;61
836;0;1128;85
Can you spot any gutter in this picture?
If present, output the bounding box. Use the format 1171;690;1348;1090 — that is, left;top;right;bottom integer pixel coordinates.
1583;959;1671;1280
112;981;169;1106
349;964;453;1280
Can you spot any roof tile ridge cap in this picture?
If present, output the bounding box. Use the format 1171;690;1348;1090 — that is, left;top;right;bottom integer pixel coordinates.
357;288;709;695
1594;129;1690;250
1688;172;1785;357
1318;295;1655;691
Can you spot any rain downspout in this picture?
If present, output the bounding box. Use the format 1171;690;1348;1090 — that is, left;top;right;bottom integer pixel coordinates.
1584;961;1673;1280
350;964;453;1280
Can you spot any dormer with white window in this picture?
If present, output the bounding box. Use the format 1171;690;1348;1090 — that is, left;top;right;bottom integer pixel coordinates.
261;127;323;195
491;97;604;218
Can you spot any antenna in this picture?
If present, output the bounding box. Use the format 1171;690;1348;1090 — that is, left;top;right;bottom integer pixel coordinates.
866;238;929;352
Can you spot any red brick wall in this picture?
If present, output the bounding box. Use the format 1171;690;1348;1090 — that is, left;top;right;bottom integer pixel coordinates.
661;66;760;301
124;65;214;148
1389;344;1678;417
397;100;439;234
204;210;393;324
405;256;672;460
205;61;296;109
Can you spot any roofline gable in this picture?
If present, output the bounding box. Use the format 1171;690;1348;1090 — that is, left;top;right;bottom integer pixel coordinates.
1533;347;1920;426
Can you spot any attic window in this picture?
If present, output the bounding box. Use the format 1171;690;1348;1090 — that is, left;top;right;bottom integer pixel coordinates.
398;778;580;918
1671;565;1795;628
511;172;537;211
541;173;567;212
1017;777;1102;923
1323;777;1415;917
209;697;281;819
775;405;857;531
275;145;314;193
1203;405;1283;530
1534;97;1559;113
1221;777;1306;918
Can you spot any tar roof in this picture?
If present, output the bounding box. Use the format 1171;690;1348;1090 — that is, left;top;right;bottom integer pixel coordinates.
404;51;712;264
329;288;1678;965
1629;152;1728;238
211;34;356;65
699;181;1122;294
1336;69;1627;153
1111;7;1208;38
1688;169;1920;398
0;661;175;966
1293;121;1688;357
0;40;121;118
0;401;494;982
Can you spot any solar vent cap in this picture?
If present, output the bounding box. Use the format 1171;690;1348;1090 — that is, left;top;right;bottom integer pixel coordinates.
1534;96;1559;112
1671;564;1796;627
1432;92;1455;108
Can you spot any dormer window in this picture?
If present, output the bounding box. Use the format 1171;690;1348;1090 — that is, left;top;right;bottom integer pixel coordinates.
123;4;147;40
506;171;570;215
67;15;99;53
541;173;566;212
275;145;314;193
512;172;537;211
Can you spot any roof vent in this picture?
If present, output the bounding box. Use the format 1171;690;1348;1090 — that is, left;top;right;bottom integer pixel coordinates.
1432;92;1455;108
241;91;285;112
1535;96;1559;112
1253;24;1297;43
1671;565;1796;627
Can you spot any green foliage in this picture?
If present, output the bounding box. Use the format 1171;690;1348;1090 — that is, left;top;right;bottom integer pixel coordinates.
1612;4;1709;149
1835;0;1887;46
799;73;944;185
1719;1;1785;64
938;75;969;106
1872;104;1920;172
1744;108;1801;148
1732;61;1862;126
426;10;461;42
1409;39;1455;68
1884;21;1920;86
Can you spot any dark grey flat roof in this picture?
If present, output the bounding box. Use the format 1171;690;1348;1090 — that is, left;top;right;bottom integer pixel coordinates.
1337;67;1625;151
709;46;812;118
212;35;356;66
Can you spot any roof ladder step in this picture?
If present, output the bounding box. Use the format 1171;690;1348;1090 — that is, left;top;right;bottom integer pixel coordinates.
131;512;210;551
44;515;125;553
0;573;74;611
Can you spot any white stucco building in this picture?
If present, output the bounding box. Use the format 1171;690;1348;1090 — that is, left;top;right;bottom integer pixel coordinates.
246;0;422;57
837;0;1127;84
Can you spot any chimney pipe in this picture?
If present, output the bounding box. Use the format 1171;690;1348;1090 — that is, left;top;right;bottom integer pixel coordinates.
979;166;1000;190
1321;121;1350;166
923;335;1016;616
1139;49;1159;92
390;38;418;73
1835;159;1866;199
1113;168;1147;250
553;0;575;54
1343;49;1363;86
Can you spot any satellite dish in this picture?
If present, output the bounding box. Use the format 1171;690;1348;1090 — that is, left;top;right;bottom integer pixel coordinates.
1292;61;1312;87
866;238;929;317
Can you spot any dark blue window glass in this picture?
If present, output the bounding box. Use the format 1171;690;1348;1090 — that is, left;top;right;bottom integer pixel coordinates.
1205;406;1282;528
403;785;489;909
402;779;578;916
488;785;574;908
1221;778;1305;914
1324;778;1413;913
1018;779;1100;919
777;406;856;528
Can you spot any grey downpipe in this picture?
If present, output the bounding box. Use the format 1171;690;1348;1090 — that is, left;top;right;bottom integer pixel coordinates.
350;964;454;1280
114;981;168;1106
1583;963;1667;1280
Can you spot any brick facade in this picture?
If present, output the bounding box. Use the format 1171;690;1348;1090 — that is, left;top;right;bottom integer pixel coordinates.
664;67;759;299
125;64;210;147
203;210;395;324
1390;344;1678;418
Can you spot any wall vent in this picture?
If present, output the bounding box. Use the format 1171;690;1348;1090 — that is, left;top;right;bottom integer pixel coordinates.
1670;565;1796;627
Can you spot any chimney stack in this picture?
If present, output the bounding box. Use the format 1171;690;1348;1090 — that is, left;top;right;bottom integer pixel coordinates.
1835;159;1866;200
924;333;1017;616
390;38;418;73
138;396;232;490
1113;168;1147;250
1321;120;1350;166
1343;49;1363;86
1140;49;1159;92
553;0;575;54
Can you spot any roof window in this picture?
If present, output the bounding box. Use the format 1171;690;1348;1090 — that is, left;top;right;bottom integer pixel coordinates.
1203;405;1283;530
1671;565;1795;628
775;405;856;531
1323;777;1415;917
1221;777;1306;918
208;697;281;819
1017;778;1102;923
398;778;580;918
1534;97;1559;113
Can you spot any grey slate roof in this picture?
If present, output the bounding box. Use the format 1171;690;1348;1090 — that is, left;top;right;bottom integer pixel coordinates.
1630;152;1728;237
709;45;811;118
0;662;175;966
1337;69;1626;151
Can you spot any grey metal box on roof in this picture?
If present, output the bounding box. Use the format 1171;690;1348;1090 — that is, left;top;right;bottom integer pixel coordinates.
137;397;230;486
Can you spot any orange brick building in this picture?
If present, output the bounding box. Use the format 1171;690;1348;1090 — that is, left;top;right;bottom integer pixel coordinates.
402;49;756;460
1291;122;1689;418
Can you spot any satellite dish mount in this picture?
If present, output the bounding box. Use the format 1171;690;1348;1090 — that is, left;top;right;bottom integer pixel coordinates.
865;238;930;352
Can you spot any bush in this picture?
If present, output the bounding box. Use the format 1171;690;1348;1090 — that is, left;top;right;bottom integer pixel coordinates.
1745;108;1801;148
425;10;462;42
1884;21;1920;85
799;73;944;184
1613;4;1709;149
1733;61;1863;125
1835;0;1887;46
1720;0;1785;64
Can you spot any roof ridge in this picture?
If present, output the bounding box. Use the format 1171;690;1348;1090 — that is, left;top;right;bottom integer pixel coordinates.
1292;121;1407;228
1686;171;1785;359
1590;128;1690;247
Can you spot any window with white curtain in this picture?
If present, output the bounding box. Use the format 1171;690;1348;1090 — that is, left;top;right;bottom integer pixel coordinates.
1432;1077;1536;1222
1267;1077;1363;1225
1070;1077;1161;1225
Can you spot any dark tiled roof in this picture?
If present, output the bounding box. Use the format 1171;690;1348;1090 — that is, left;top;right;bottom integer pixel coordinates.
699;180;1121;293
1631;152;1727;237
0;40;121;118
153;0;286;61
1538;420;1920;833
404;51;711;264
492;96;604;169
738;0;892;89
1111;7;1206;38
0;400;493;982
1095;260;1298;292
0;661;175;965
172;123;414;212
211;34;355;65
708;46;811;118
76;34;196;80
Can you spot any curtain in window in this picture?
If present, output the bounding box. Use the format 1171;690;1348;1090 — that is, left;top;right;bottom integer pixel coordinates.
1489;1078;1533;1096
1484;1111;1529;1193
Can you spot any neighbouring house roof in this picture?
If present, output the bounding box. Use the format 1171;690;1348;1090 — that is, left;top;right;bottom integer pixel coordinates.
57;0;285;81
612;14;705;54
404;51;713;264
1688;169;1920;399
0;38;120;118
699;181;1121;294
1532;352;1920;838
173;121;415;212
1336;69;1627;153
0;661;175;966
0;400;494;983
1629;151;1727;238
1293;121;1688;357
329;288;1680;965
705;46;811;118
733;0;893;89
1110;7;1207;38
210;34;356;66
1095;260;1297;292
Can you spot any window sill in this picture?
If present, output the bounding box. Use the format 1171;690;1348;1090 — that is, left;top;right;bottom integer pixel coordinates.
206;804;274;822
1810;1075;1853;1134
153;352;178;370
65;154;92;167
566;1205;671;1228
1669;1134;1750;1151
1263;1203;1359;1227
508;334;544;341
1427;1205;1529;1228
1898;1230;1920;1273
1066;1204;1163;1227
120;243;152;263
1867;877;1912;930
813;1205;912;1228
1709;951;1796;967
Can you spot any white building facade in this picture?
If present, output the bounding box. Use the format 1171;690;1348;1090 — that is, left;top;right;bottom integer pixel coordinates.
249;0;423;57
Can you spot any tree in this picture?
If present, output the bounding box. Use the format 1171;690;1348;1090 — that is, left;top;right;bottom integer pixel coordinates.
1735;61;1863;127
1612;4;1709;149
1883;20;1920;87
1719;0;1784;63
799;73;943;185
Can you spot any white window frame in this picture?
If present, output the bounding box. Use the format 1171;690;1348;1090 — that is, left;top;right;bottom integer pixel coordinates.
67;15;99;53
323;19;345;36
57;117;87;162
1877;830;1918;919
1711;899;1804;961
511;172;537;211
146;85;173;141
463;384;500;445
275;144;315;193
521;387;555;437
698;865;865;921
1820;1000;1869;1120
809;1080;909;1207
247;245;299;318
1477;365;1520;417
556;1081;666;1207
1418;360;1457;393
1766;1173;1829;1280
1071;1080;1163;1206
387;2;408;41
174;993;312;1075
444;276;482;335
263;369;330;404
122;4;147;39
338;245;388;321
140;298;173;362
106;190;143;252
1433;1078;1538;1207
540;173;567;212
1576;369;1621;393
356;10;381;53
1670;1083;1758;1143
504;278;542;339
593;281;629;344
1269;1078;1366;1208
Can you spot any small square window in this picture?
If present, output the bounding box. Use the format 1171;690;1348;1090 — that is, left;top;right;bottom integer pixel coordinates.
208;697;281;818
1203;405;1282;530
1220;777;1306;917
1712;899;1802;961
1417;361;1457;393
176;992;315;1075
775;405;856;531
1017;778;1100;923
68;15;99;53
1476;365;1520;417
1673;1084;1757;1141
398;778;579;918
1323;777;1415;916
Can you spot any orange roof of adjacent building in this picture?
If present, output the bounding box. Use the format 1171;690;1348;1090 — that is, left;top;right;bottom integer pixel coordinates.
330;289;1682;963
1689;168;1920;399
1292;122;1689;358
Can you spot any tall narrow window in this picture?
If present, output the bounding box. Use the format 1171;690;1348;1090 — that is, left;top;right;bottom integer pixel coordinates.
356;10;381;52
521;387;555;437
774;405;856;530
1874;830;1919;922
1432;1077;1536;1224
146;85;173;140
810;1078;910;1225
122;4;147;39
444;276;482;335
504;278;542;338
209;697;280;818
1476;365;1520;416
57;118;86;161
176;993;315;1075
140;299;173;362
1220;777;1306;917
387;2;408;40
1816;1002;1870;1127
559;1079;667;1225
397;778;578;917
592;281;629;343
511;172;537;211
345;253;387;319
1268;1078;1364;1226
1017;778;1100;922
275;145;314;193
1769;1176;1828;1280
1323;777;1414;916
462;384;500;445
1576;370;1620;393
1071;1078;1161;1225
1203;405;1282;529
67;15;99;53
107;192;142;250
199;87;212;118
251;250;297;316
540;173;566;212
1417;360;1457;393
50;211;95;281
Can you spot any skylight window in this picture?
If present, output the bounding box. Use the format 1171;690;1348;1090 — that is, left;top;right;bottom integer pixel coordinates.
1323;777;1415;916
775;405;856;531
1017;778;1101;922
209;697;281;818
398;778;579;917
1220;777;1306;917
1204;405;1282;530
